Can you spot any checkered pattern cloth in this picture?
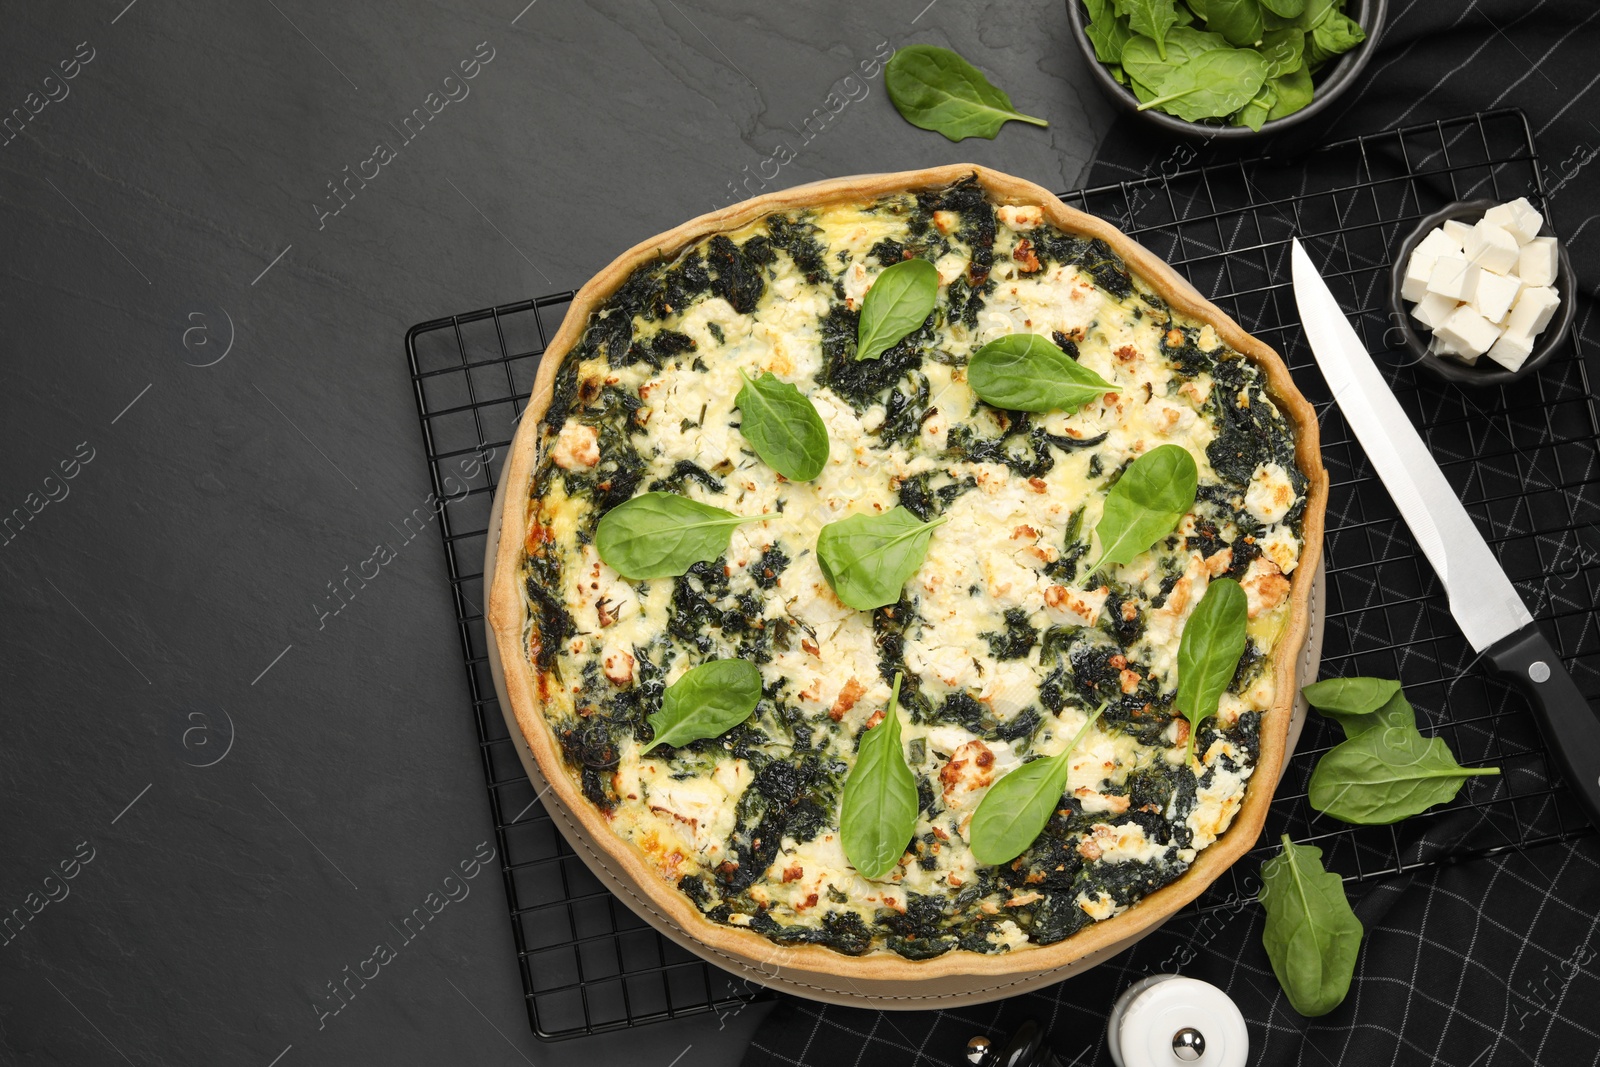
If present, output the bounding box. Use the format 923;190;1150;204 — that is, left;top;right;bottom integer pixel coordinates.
745;4;1600;1063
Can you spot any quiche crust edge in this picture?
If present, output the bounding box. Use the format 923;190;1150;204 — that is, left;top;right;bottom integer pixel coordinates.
487;164;1327;983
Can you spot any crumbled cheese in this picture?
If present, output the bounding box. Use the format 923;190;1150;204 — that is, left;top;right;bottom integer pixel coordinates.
551;421;600;469
1245;462;1295;525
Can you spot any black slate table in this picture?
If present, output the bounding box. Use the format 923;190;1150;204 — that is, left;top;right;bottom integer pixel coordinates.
0;3;1106;1065
4;3;1598;1067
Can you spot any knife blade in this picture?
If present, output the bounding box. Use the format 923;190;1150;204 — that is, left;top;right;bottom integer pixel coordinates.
1291;238;1600;829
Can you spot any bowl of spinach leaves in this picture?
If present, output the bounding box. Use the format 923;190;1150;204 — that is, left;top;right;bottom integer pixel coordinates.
1068;0;1385;138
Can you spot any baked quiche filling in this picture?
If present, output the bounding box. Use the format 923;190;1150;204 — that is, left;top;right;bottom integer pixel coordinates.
519;178;1306;960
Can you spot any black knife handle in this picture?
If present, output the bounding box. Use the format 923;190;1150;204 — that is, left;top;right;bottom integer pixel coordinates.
1486;623;1600;831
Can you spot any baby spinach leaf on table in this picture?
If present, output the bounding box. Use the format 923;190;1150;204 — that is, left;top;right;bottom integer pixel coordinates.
967;333;1119;414
1203;0;1265;47
1115;0;1182;59
817;506;948;611
735;369;829;481
1259;0;1306;15
970;702;1109;866
1317;690;1417;740
1091;443;1199;569
1255;26;1305;77
1308;725;1501;825
840;673;920;880
1176;577;1250;762
1301;676;1402;717
1266;65;1315;119
1259;835;1363;1017
1120;26;1228;87
1137;48;1270;121
856;258;939;362
1083;0;1135;63
642;658;762;753
595;492;752;580
884;45;1048;142
1307;11;1365;67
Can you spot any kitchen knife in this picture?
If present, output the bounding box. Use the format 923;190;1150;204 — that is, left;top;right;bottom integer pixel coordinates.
1291;238;1600;829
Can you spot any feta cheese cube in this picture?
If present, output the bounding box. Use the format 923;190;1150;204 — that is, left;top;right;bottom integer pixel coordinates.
1464;221;1521;275
1401;248;1436;302
1518;236;1558;287
1442;219;1475;247
1471;270;1522;324
1483;197;1545;244
1434;305;1503;359
1431;331;1478;364
1410;291;1458;330
1415;227;1464;259
1486;330;1534;372
1506;285;1561;339
1427;256;1479;301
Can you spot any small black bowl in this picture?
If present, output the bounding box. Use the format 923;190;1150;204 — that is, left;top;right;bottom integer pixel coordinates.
1066;0;1388;141
1386;199;1576;387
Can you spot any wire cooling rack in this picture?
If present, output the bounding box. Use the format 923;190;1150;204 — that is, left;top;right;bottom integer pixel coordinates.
405;107;1596;1037
1083;107;1600;916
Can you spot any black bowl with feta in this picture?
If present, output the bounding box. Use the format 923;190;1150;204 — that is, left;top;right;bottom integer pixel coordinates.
1388;198;1575;387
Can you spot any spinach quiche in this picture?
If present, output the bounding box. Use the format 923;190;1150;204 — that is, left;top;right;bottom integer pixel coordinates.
489;165;1326;982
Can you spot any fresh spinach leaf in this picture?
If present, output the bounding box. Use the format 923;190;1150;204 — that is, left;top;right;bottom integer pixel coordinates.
840;673;920;880
1129;73;1163;104
1307;11;1365;67
1296;0;1338;29
856;257;939;362
1308;726;1501;825
595;492;752;580
1203;0;1265;47
1234;83;1276;130
1259;0;1306;15
735;369;829;481
642;658;762;753
1137;48;1270;120
970;702;1109;865
1301;676;1402;717
1318;690;1417;740
1116;0;1182;59
884;45;1048;142
1121;26;1229;87
817;506;948;611
1083;0;1135;63
1091;443;1199;569
1265;64;1315;119
1255;26;1305;76
1176;577;1250;761
967;333;1119;414
1259;835;1363;1017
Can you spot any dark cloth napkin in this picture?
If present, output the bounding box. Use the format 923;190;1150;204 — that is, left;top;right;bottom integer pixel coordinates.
746;3;1600;1064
